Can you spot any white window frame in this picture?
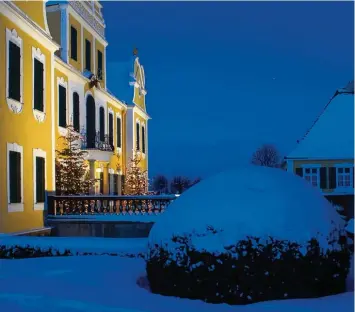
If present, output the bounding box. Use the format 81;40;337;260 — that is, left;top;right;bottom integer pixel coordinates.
7;142;24;212
301;164;320;188
57;77;68;136
33;149;47;211
32;47;46;122
335;164;353;189
6;28;24;114
116;111;122;155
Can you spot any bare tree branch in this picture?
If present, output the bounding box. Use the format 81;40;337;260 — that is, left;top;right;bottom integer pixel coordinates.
251;144;281;168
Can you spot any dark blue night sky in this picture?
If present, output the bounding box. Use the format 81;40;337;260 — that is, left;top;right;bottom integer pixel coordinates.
103;1;354;179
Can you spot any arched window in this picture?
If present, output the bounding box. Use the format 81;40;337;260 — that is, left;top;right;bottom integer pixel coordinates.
73;92;80;132
142;125;146;153
136;122;140;151
86;95;95;148
99;106;105;142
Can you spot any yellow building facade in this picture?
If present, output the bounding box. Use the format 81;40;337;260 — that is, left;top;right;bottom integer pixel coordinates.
0;0;150;234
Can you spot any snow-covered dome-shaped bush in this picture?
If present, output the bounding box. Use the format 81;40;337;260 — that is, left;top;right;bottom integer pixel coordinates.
146;165;351;305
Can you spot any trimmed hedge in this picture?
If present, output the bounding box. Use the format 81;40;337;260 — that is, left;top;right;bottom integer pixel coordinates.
0;245;144;259
146;231;352;305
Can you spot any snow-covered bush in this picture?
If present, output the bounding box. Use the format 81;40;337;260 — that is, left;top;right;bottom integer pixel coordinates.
146;166;351;305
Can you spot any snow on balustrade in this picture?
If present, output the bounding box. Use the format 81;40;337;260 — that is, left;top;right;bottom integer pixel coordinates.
47;194;178;217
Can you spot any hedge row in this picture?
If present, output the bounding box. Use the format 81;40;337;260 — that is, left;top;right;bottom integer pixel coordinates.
147;234;351;305
0;245;144;259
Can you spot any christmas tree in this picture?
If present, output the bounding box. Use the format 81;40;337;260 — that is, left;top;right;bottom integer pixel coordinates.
123;151;149;195
55;125;96;195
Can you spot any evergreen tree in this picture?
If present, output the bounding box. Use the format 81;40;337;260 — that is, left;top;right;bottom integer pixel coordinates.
123;152;149;195
55;125;96;195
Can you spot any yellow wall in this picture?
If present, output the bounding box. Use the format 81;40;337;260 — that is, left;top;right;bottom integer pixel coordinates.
95;39;105;87
68;14;82;71
14;1;47;31
293;159;354;194
83;28;93;72
0;13;54;233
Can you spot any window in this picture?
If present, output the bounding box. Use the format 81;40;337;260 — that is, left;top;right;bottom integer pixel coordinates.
303;167;319;187
6;28;23;113
85;39;91;71
86;94;96;148
337;167;353;188
32;46;46;122
116;117;122;148
7;143;23;212
58;84;67;128
99;172;104;194
9;151;21;203
113;174;119;195
99;107;105;142
70;26;78;61
108;112;113;149
97;50;103;79
142;125;146;154
33;149;46;210
73;92;80;132
136;122;140;151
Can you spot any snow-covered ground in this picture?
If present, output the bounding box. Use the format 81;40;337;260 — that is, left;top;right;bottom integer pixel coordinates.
0;236;147;257
0;256;353;312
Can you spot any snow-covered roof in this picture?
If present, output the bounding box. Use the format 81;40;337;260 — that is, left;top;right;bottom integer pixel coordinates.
287;81;354;160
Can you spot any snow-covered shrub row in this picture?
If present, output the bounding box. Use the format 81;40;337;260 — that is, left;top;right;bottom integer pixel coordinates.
146;166;352;305
147;229;351;305
0;245;144;259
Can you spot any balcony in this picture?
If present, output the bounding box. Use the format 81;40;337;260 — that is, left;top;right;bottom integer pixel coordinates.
81;130;114;162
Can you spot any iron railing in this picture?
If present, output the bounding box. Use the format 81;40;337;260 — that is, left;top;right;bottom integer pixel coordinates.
81;130;114;152
47;194;178;216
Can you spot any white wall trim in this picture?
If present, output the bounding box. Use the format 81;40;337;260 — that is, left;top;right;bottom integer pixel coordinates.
51;54;56;192
60;6;69;62
286;159;294;172
80;24;84;72
7;142;24;212
33;149;47;211
32;46;46;123
116;111;122;154
6;28;24;114
93;37;96;75
103;46;107;88
57;76;68;135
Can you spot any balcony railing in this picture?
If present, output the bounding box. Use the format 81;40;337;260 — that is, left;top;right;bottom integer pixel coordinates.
81;130;114;152
47;194;178;216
